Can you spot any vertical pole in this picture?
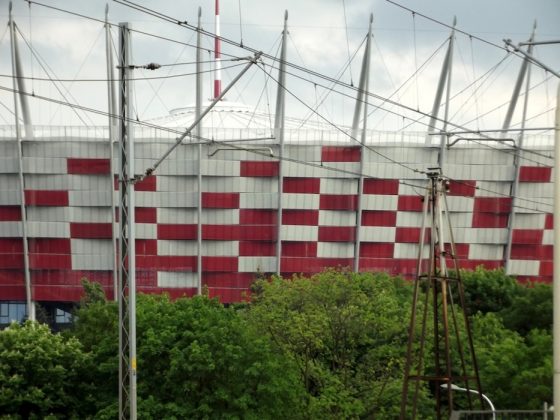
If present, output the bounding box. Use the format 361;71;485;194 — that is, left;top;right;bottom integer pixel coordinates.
106;4;118;301
118;22;137;420
553;80;560;420
504;24;536;272
275;11;288;275
196;7;203;295
9;2;34;321
425;19;456;146
353;14;373;272
438;17;455;171
213;0;222;99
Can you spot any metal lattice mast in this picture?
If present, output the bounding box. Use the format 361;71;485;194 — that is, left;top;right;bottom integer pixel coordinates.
118;22;137;420
400;168;483;419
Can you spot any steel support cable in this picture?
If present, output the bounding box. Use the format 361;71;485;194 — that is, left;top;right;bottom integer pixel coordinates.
0;81;550;214
14;25;95;129
256;64;554;212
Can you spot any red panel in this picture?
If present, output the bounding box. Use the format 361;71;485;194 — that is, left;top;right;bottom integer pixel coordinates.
282;209;319;226
540;261;553;276
512;229;543;244
240;161;279;177
70;222;112;239
318;226;355;242
517;275;552;285
135;207;157;223
202;192;239;209
447;180;476;197
360;258;417;275
280;257;352;273
151;288;197;300
472;213;509;228
25;190;68;207
0;285;25;300
443;243;469;259
361;210;397;227
359;243;394;258
321;146;361;162
242;226;276;241
363;179;399;195
137;255;196;271
239;209;276;225
398;195;424;212
0;206;21;221
282;241;317;257
319;194;358;211
203;225;241;241
67;158;110;175
511;244;552;260
203;256;238;272
519;166;551;182
33;285;84;301
157;224;197;240
134;176;157;192
545;214;553;229
0;239;23;253
136;239;157;255
29;238;71;254
32;270;113;287
0;254;23;269
239;241;276;256
29;254;71;270
208;288;248;304
204;272;255;288
474;197;512;213
458;260;502;271
0;270;24;284
395;227;430;243
283;177;320;194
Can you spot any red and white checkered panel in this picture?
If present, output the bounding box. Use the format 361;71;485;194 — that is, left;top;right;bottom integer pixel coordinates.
0;138;553;303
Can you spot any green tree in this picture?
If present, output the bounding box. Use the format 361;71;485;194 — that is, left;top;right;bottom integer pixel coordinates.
71;291;303;418
0;321;94;418
499;282;552;335
248;269;434;419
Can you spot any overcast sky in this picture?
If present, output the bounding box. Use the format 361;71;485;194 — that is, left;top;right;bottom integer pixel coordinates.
0;0;558;134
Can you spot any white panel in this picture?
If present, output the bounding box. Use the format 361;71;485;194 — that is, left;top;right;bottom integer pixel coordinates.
0;159;18;174
285;145;321;161
506;260;539;276
363;146;436;164
239;193;277;209
23;158;67;174
154;159;198;176
396;211;424;227
135;143;171;159
158;240;197;256
445;196;473;212
361;195;398;211
454;228;507;244
475;181;510;197
25;174;70;190
281;225;317;241
543;230;553;245
238;256;276;272
151;175;196;192
27;207;70;222
283;161;330;178
0;222;21;237
201;160;240;176
320;178;358;194
69;207;112;223
319;210;356;226
446;148;513;165
69;191;112;206
0;190;21;205
512;213;545;229
71;238;112;255
202;209;239;224
0;175;19;190
148;192;197;207
360;226;396;242
136;223;157;239
283;193;319;209
317;242;354;258
468;244;503;260
72;254;112;270
394;243;429;259
157;208;197;224
240;178;278;193
27;221;69;238
448;212;473;228
446;164;514;181
203;177;239;192
518;182;553;198
397;181;427;195
157;271;198;288
203;241;239;256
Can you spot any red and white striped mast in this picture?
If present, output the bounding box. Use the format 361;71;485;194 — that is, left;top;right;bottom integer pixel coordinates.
213;0;222;99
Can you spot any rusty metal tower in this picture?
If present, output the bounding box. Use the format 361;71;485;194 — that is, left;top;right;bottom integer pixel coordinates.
400;168;483;419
